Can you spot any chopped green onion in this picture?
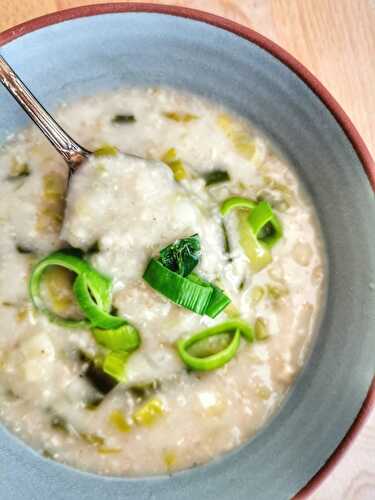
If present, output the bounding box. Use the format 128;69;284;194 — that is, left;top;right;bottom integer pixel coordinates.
86;241;100;256
144;236;231;317
266;283;289;300
163;112;198;122
16;244;34;254
164;450;177;471
50;415;69;433
109;410;132;432
73;274;125;329
111;114;136;124
221;221;232;258
161;148;187;181
168;159;187;181
97;446;122;455
159;234;200;277
177;320;253;371
92;324;140;352
204;169;230;186
178;327;239;371
7;163;30;180
29;250;112;328
220;196;256;216
94;145;118;157
103;351;128;382
238;211;272;272
248;201;282;248
187;333;231;358
84;396;104;410
130;382;160;400
225;302;241;318
143;259;213;315
133;398;164;426
30;251;142;365
185;273;231;318
84;358;118;395
161;148;177;164
80;432;105;446
221;197;282;270
254;317;269;340
206;285;232;318
251;286;265;304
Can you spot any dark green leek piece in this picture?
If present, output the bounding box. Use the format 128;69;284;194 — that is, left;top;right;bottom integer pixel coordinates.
159;233;200;277
204;169;230;186
112;114;136;124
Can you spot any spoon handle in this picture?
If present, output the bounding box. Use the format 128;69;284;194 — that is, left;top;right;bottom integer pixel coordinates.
0;55;89;170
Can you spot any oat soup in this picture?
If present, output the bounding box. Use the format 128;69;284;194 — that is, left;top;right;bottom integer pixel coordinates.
0;87;325;476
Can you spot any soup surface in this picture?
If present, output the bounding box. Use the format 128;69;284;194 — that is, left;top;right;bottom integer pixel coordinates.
0;87;325;475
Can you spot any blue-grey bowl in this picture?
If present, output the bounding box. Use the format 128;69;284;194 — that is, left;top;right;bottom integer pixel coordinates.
0;4;374;500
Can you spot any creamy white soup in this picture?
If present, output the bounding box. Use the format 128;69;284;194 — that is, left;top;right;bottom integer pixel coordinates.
0;87;325;475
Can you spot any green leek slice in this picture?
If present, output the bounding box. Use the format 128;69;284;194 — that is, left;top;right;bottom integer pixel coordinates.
248;200;283;248
92;324;140;352
163;112;198;122
254;317;269;340
143;259;213;315
29;250;112;328
187;274;231;318
221;196;282;271
187;333;231;358
94;145;118;157
102;351;128;382
73;274;125;329
82;353;118;395
177;319;253;371
220;196;256;216
133;398;164;426
111;115;135;124
161;148;188;181
177;326;240;372
204;169;230;186
144;235;231;317
238;211;272;272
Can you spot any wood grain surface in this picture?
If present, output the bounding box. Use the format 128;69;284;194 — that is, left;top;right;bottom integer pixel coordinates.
0;1;374;498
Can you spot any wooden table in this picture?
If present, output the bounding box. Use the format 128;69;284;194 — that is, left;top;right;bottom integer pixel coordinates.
0;1;374;498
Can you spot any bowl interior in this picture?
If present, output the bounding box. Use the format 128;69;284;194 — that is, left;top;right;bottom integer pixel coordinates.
0;10;374;500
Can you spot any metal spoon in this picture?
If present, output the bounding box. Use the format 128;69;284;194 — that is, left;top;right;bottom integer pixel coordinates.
0;55;90;174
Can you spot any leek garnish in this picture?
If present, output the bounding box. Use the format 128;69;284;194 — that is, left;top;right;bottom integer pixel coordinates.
177;320;253;371
159;233;200;277
220;196;282;272
163;112;198;122
248;200;283;248
92;324;140;352
102;351;128;382
143;235;231;317
29;249;112;328
112;114;136;124
94;145;118;157
204;169;230;186
161;147;187;181
30;251;140;376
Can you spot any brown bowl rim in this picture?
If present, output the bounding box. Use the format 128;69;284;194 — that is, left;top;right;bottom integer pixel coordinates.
1;3;374;497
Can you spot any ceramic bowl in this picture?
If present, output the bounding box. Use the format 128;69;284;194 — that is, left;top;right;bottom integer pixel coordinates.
0;4;374;500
